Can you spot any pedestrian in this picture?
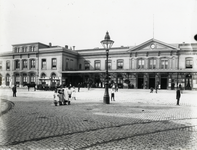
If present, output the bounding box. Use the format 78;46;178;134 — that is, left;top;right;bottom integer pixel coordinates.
12;84;17;97
64;87;70;105
67;86;72;101
150;87;154;93
115;84;118;92
176;87;181;105
179;84;183;94
155;84;158;93
72;86;76;100
53;88;59;106
78;83;81;92
58;88;64;105
111;86;116;101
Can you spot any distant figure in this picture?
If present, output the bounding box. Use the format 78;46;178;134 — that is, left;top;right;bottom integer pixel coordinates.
155;84;159;93
150;87;154;93
176;88;181;105
72;86;76;100
179;84;183;94
115;84;118;92
12;85;17;97
78;83;81;92
53;89;59;106
67;87;72;101
111;86;116;101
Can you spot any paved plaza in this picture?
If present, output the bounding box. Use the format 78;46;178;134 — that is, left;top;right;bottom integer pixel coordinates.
0;87;197;149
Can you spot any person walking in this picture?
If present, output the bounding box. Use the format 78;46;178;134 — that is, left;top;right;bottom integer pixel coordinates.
53;89;59;106
72;86;76;100
63;86;70;105
176;87;181;105
179;84;183;94
111;86;116;101
12;85;17;97
78;83;81;92
67;86;72;101
155;84;158;93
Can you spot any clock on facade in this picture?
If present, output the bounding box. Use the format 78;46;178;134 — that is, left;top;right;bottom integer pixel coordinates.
150;44;155;49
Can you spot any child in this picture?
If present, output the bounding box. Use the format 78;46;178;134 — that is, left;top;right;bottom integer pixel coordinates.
111;86;116;101
53;89;59;106
67;87;72;101
72;86;76;100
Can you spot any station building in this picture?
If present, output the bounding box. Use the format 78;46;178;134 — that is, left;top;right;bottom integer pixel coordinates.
0;38;197;90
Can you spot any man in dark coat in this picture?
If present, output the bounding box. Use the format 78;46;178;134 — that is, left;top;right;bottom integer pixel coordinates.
176;88;181;105
12;85;17;97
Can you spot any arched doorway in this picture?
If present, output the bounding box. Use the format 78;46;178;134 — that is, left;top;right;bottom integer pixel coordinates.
0;74;2;86
6;73;10;86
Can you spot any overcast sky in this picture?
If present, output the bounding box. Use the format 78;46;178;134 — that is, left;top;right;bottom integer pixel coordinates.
0;0;197;53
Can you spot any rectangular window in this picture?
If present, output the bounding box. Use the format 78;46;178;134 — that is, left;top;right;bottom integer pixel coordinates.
138;59;144;69
15;60;20;69
105;60;112;70
186;58;193;68
41;59;46;69
161;60;168;69
23;60;27;69
149;58;156;69
6;60;10;70
95;60;101;70
23;76;27;82
52;58;57;69
117;59;123;69
0;61;2;70
30;59;35;69
85;62;90;70
24;47;27;52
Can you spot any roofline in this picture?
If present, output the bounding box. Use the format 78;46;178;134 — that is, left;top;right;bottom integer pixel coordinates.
128;38;180;52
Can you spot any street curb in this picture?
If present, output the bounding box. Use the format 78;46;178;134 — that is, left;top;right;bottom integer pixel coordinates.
0;99;15;116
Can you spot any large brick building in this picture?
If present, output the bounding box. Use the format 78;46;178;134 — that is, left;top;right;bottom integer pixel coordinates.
0;38;197;90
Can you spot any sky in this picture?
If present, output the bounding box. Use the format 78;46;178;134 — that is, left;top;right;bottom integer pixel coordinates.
0;0;197;53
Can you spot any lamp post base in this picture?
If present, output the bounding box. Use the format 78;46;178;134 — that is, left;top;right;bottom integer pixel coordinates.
103;95;110;104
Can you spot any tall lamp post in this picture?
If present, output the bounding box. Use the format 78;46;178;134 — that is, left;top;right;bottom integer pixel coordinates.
101;31;114;104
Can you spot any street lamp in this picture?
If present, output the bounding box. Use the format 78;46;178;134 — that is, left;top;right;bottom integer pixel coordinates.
101;31;114;104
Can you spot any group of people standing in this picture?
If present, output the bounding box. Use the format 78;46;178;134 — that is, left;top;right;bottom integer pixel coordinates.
53;86;76;106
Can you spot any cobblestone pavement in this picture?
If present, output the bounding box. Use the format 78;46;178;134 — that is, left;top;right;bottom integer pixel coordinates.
0;88;197;149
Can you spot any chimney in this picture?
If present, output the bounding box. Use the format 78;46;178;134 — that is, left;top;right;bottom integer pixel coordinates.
49;43;52;47
65;45;68;49
73;46;75;50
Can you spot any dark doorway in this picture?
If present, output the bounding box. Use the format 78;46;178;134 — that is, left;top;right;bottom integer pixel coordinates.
185;74;192;90
149;78;155;89
161;78;167;89
138;78;144;89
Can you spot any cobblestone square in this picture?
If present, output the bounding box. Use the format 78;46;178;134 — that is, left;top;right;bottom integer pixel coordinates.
0;88;197;149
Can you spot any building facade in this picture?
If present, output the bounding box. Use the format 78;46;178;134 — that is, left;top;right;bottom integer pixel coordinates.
0;38;197;90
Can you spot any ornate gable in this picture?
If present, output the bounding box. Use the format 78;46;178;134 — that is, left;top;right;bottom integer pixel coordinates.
128;38;179;52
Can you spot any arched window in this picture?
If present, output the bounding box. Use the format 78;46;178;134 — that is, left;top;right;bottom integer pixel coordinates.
137;58;144;69
22;59;28;69
30;73;35;83
149;58;156;69
15;60;20;69
161;58;168;69
30;59;36;69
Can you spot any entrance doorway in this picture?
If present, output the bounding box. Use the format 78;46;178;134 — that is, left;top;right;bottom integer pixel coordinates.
185;74;192;90
161;78;167;89
149;78;155;89
138;78;144;89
